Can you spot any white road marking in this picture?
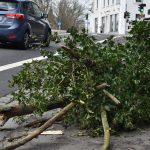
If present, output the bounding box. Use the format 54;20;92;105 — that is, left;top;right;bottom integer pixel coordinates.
0;56;46;72
0;35;122;73
0;52;59;72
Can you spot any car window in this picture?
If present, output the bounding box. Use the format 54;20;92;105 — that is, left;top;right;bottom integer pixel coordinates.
22;2;34;16
32;3;42;18
0;1;18;11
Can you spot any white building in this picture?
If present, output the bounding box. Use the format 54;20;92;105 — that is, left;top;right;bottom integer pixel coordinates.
90;0;150;34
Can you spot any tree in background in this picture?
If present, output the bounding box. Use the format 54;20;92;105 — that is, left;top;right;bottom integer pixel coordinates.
33;0;56;28
34;0;53;13
55;0;85;30
48;5;57;29
33;0;85;30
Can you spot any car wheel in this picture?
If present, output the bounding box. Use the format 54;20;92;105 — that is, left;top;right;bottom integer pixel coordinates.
43;30;51;47
19;32;30;50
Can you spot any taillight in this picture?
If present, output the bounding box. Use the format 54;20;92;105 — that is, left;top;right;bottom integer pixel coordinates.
7;34;17;39
5;13;24;21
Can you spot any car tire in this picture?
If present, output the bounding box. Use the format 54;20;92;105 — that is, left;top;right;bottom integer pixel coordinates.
19;32;30;50
43;30;51;47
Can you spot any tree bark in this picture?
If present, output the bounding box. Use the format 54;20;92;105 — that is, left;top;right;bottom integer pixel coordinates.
101;108;110;150
103;90;121;105
0;101;76;150
61;46;80;59
0;101;65;126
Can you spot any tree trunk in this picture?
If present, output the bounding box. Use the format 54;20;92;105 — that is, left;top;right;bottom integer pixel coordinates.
0;101;65;126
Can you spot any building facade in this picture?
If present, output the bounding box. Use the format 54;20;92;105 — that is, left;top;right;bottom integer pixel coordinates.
90;0;150;34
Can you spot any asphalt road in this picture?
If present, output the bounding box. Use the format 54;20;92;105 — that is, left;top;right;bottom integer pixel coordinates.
0;33;121;98
0;42;60;97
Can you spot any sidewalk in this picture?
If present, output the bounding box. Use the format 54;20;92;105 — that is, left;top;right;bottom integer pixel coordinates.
0;94;150;150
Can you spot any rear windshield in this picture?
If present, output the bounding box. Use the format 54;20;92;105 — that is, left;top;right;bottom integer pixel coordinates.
0;1;18;11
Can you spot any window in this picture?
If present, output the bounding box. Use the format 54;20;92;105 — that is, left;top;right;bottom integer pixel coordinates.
115;14;118;31
108;0;110;6
148;9;150;15
101;17;105;33
23;2;42;18
22;2;34;15
110;14;118;32
110;15;113;32
0;1;18;11
97;0;99;8
95;18;98;33
116;0;120;4
103;0;105;7
135;0;142;2
32;3;42;18
112;0;114;5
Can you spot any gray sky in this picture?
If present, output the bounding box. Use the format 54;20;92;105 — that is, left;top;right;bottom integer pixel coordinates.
79;0;91;10
79;0;90;5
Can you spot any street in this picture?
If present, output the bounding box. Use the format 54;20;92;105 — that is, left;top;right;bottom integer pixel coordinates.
0;42;60;98
0;34;124;98
0;33;112;98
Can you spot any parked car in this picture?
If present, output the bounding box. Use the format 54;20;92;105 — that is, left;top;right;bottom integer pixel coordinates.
0;0;51;49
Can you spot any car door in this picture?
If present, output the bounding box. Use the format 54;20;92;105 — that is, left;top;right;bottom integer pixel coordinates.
22;2;36;39
22;2;46;41
31;2;46;40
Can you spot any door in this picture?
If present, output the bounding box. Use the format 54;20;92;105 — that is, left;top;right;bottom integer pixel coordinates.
32;2;46;39
22;2;46;41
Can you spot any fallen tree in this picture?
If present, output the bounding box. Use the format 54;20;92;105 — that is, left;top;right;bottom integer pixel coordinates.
0;84;119;127
0;83;120;150
0;21;150;149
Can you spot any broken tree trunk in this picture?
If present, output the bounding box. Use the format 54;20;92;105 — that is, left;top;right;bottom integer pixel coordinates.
0;101;65;126
0;101;76;150
101;108;110;150
103;90;121;105
61;46;97;68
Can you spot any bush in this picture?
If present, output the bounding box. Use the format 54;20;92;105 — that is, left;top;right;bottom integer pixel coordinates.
10;21;150;135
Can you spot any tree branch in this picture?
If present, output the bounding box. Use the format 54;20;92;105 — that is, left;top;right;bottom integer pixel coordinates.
101;108;111;150
103;90;121;105
0;101;65;126
0;101;76;150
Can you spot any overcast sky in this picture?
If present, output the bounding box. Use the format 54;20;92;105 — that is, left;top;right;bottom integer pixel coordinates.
80;0;90;5
79;0;91;10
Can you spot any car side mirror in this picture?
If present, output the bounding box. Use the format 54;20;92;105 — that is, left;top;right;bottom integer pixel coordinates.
41;13;48;19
